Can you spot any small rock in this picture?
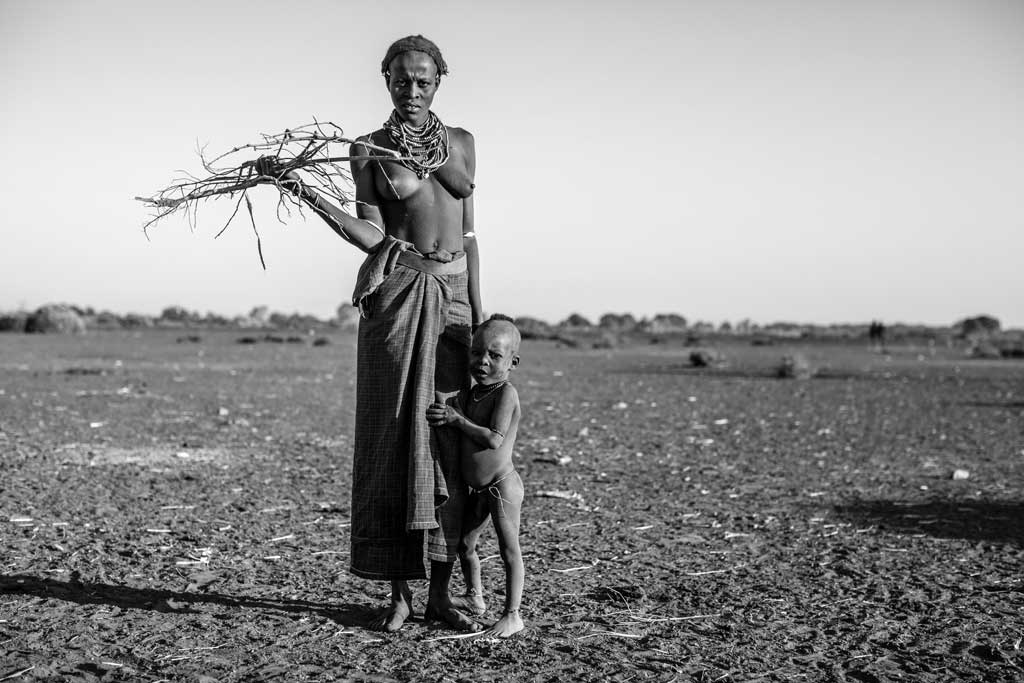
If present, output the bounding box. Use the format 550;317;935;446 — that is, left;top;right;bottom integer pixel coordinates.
613;401;629;410
952;468;970;480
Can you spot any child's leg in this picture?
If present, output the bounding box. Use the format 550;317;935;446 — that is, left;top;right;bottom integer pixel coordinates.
482;471;525;637
453;489;490;616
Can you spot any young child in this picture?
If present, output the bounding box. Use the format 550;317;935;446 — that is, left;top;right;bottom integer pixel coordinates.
426;315;524;637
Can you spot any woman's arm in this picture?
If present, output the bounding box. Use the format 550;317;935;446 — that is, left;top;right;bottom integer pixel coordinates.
463;196;484;327
453;131;483;326
256;143;385;253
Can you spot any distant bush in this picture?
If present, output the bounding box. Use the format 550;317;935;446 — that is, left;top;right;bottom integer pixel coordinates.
954;315;1000;338
967;340;1001;359
690;348;726;367
160;306;197;324
592;330;620;349
639;313;687;334
25;305;86;334
560;313;592;328
334;304;360;331
0;312;29;333
598;313;637;331
776;353;813;379
515;317;556;340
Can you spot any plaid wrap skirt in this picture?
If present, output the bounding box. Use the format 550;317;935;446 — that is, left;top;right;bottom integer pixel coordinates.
349;251;471;580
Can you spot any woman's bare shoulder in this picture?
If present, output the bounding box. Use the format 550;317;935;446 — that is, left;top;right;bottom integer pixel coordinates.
446;126;475;150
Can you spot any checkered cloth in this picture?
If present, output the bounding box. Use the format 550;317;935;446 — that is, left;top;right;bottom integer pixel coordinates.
349;248;472;581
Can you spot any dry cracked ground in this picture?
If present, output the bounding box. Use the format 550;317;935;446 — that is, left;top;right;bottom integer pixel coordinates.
1;330;1022;682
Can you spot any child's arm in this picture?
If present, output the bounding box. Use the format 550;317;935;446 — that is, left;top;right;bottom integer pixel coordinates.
426;386;519;450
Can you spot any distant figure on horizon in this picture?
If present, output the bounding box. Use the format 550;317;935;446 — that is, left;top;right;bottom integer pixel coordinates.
869;320;887;352
427;315;525;637
256;34;484;633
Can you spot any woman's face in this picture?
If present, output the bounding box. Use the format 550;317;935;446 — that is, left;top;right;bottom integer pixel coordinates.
386;51;439;126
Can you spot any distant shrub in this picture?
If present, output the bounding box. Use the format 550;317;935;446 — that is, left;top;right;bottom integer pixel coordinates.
592;331;620;349
334;304;360;331
967;340;1002;359
561;313;592;328
313;337;331;347
122;313;155;329
515;317;555;340
954;315;1000;338
160;306;196;323
598;313;637;331
25;305;86;334
639;313;687;334
690;348;726;367
776;353;813;379
0;312;29;333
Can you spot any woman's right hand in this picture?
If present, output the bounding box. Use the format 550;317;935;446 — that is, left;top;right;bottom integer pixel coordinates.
254;155;300;183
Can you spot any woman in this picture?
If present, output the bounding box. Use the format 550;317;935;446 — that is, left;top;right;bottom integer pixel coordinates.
260;35;482;632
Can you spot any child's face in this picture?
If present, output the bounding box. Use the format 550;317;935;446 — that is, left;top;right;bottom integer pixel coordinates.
469;325;519;385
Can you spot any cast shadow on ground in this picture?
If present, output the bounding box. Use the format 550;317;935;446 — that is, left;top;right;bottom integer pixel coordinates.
831;500;1024;545
613;364;870;382
956;400;1024;410
0;573;376;627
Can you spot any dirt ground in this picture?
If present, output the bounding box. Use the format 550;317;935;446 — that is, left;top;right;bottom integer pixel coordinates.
1;330;1022;682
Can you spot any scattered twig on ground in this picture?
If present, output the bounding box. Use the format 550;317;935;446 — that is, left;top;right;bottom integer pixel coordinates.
422;632;488;643
577;631;642;640
683;563;748;577
551;563;598;573
0;666;35;682
267;534;295;543
617;613;720;625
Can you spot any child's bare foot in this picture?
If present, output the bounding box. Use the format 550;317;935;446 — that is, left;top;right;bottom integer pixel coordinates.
481;609;524;638
368;584;412;632
424;600;482;632
449;591;487;616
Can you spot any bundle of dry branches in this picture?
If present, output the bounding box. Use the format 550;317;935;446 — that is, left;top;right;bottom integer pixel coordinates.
135;121;403;268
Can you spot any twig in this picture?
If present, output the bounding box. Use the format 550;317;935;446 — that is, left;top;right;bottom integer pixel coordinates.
551;564;598;573
618;613;720;624
577;631;642;640
267;534;294;543
422;632;487;643
0;666;35;681
683;563;748;577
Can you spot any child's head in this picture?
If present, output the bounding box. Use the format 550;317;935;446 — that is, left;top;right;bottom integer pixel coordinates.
470;315;521;385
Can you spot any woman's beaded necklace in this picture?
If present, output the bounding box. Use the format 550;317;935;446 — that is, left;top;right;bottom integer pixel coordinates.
382;110;450;179
471;380;507;403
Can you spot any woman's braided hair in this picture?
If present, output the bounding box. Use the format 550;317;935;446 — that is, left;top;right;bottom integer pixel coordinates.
381;35;449;83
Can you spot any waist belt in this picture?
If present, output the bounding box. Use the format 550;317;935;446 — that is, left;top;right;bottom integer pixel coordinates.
396;250;467;275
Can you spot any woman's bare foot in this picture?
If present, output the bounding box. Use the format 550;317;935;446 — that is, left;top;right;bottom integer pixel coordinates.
449;591;487;616
368;583;413;632
481;609;524;638
424;600;482;632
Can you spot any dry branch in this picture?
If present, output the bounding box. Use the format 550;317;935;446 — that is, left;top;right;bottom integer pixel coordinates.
135;121;407;268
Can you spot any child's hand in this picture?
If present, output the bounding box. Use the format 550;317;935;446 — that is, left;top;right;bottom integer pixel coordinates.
426;402;461;427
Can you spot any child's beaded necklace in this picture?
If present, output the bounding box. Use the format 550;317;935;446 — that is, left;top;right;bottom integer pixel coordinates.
471;380;507;403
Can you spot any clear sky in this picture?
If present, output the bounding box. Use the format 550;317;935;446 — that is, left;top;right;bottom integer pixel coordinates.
2;0;1022;327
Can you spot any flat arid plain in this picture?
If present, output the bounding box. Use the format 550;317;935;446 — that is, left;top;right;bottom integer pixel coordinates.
2;330;1022;682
